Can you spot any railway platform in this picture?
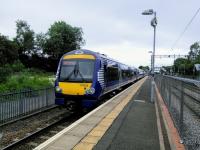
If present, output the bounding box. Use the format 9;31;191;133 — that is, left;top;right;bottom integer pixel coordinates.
34;77;185;150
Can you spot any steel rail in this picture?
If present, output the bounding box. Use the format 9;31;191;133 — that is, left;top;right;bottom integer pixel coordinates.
1;112;77;150
0;105;58;127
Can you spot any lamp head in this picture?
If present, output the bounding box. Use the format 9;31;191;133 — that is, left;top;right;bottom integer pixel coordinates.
142;9;154;15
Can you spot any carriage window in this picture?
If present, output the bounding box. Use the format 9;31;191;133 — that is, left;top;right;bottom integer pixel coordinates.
107;66;119;82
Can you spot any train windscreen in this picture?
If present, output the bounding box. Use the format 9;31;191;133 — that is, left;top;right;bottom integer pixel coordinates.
59;59;95;82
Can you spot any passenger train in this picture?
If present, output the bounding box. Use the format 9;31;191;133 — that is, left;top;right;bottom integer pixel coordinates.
55;49;144;109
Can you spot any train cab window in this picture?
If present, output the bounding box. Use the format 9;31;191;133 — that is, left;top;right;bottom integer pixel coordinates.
60;60;76;80
59;59;94;82
79;61;94;79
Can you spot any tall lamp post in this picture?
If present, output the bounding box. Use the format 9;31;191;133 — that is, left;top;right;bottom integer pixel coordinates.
148;51;153;72
142;9;157;75
142;9;157;103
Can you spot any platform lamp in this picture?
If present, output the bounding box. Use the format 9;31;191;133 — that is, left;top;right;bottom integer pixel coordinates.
142;9;157;75
142;9;157;103
148;51;153;73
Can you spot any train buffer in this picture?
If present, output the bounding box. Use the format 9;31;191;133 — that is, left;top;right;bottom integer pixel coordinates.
35;76;186;150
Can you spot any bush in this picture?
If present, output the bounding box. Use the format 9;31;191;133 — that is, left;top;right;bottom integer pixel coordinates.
0;66;12;83
10;60;25;72
0;60;54;93
0;72;53;93
0;60;25;83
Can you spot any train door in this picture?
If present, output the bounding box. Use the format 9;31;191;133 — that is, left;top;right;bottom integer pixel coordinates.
103;59;108;87
118;64;122;86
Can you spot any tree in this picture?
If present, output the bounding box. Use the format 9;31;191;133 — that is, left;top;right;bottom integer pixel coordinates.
162;66;172;74
43;21;85;59
139;66;149;71
188;42;200;62
14;20;35;55
174;58;193;75
35;33;47;56
0;34;18;66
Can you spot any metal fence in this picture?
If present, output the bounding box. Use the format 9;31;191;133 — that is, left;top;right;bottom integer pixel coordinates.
155;75;200;150
0;87;55;125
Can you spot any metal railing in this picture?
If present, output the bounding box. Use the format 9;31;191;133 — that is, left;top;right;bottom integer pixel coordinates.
155;75;200;150
0;87;55;125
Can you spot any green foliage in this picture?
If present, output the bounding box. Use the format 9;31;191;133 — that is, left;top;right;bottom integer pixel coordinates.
172;42;200;75
0;60;53;93
14;20;35;55
0;60;25;83
35;33;46;55
0;71;53;93
188;42;200;61
161;66;172;74
138;66;149;71
0;34;18;66
0;19;84;92
174;58;193;75
44;21;85;59
8;60;25;72
1;20;85;72
0;66;12;83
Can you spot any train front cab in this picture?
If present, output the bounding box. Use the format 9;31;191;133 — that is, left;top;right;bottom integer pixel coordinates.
55;53;102;109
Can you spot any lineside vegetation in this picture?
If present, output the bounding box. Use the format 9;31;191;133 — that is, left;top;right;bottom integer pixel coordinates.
0;20;85;93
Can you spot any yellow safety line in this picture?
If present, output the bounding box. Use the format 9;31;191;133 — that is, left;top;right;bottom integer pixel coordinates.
73;77;147;150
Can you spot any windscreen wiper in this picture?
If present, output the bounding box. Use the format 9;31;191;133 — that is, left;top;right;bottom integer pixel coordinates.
61;64;77;81
76;63;86;82
77;69;86;82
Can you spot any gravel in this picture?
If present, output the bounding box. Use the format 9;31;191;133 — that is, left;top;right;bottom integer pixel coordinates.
182;106;200;150
0;107;68;149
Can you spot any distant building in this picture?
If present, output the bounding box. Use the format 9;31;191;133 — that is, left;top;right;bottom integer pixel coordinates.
194;64;200;72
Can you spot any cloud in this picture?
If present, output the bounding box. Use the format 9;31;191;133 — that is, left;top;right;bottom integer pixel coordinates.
0;0;199;68
85;41;150;67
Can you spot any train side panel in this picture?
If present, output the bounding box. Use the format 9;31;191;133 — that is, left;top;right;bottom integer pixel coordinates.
54;49;139;109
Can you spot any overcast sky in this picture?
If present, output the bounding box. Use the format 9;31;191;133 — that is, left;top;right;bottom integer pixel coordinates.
0;0;199;67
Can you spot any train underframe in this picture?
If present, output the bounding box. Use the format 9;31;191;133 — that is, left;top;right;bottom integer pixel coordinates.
55;94;99;111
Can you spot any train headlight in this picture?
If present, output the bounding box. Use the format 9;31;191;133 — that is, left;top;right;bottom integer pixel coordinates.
85;87;95;95
55;86;62;93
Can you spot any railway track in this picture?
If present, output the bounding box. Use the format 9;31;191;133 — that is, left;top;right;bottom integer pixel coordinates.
171;87;200;118
0;106;69;150
0;99;108;149
0;105;58;127
0;79;140;150
2;112;83;150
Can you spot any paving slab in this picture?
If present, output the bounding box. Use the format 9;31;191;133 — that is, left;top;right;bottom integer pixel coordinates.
47;134;81;150
66;124;95;137
94;78;161;150
34;78;146;150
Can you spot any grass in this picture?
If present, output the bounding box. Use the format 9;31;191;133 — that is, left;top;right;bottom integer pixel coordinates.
0;70;55;93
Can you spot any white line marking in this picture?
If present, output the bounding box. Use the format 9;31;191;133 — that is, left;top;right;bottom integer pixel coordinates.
134;100;145;103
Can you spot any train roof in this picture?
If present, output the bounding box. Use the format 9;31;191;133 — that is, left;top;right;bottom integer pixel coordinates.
64;49;115;60
64;49;98;57
62;49;135;69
